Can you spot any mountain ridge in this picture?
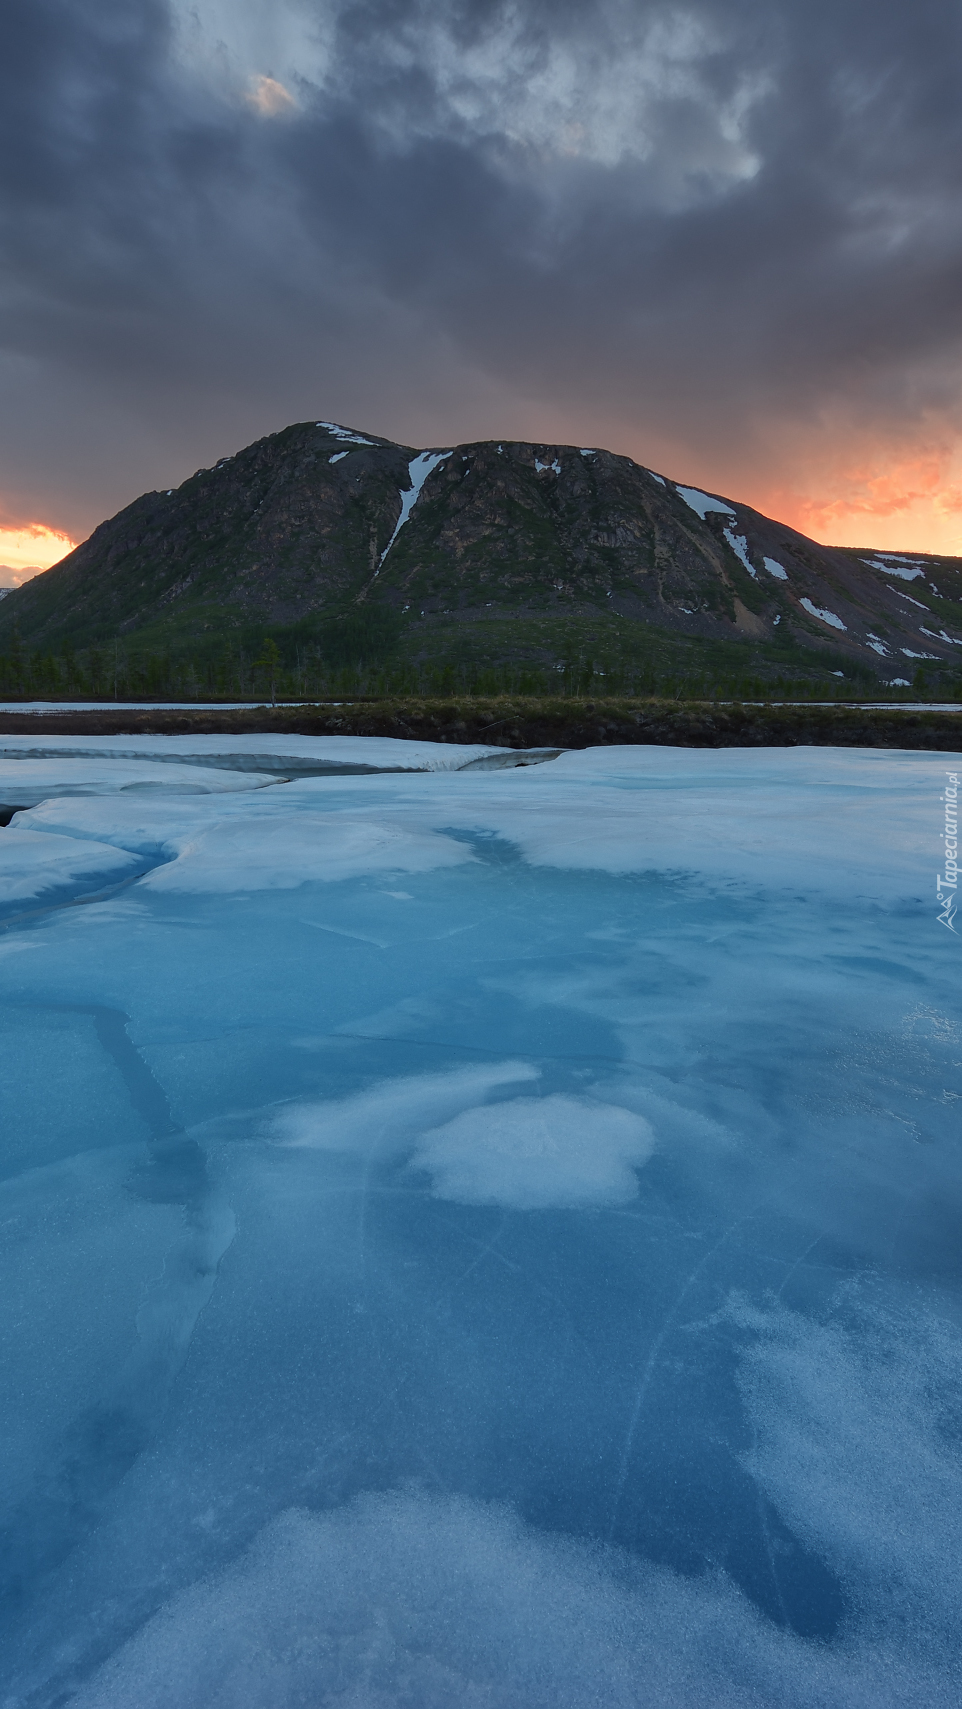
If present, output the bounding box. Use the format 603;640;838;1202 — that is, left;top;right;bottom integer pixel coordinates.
2;419;961;690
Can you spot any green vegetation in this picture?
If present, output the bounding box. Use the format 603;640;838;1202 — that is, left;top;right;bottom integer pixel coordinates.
1;609;959;703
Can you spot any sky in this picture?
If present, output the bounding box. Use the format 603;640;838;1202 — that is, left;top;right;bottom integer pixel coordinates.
3;0;962;584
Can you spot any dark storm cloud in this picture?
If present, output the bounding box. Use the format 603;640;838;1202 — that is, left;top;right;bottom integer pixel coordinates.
2;0;962;532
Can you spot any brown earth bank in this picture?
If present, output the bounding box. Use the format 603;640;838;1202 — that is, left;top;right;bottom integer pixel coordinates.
1;698;961;750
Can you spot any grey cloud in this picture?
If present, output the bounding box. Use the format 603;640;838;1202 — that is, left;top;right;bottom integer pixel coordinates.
2;0;962;533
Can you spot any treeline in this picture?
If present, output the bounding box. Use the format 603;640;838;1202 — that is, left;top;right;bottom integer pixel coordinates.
0;635;955;704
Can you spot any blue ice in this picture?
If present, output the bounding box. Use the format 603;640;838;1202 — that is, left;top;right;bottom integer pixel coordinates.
0;739;960;1706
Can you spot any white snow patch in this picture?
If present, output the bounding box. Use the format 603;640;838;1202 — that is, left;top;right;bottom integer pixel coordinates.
379;452;450;566
328;451;349;465
0;733;514;774
675;485;736;521
897;592;928;609
888;677;911;686
866;636;890;655
648;471;666;485
921;628;962;645
143;813;475;894
316;422;376;446
579;448;596;457
901;649;937;659
763;557;789;580
412;1094;655;1209
723;530;756;576
273;1063;539;1155
535;458;562;475
0;757;281;806
800;597;846;630
863;558;925;580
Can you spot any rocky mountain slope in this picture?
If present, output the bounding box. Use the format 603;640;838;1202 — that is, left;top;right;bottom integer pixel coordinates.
2;419;961;684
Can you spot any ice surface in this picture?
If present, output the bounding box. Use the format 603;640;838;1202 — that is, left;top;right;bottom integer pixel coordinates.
799;596;846;630
0;826;143;908
0;732;517;774
140;811;477;892
3;737;962;1706
0;757;283;805
674;484;736;520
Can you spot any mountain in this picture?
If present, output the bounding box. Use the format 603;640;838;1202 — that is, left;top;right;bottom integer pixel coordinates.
2;419;961;689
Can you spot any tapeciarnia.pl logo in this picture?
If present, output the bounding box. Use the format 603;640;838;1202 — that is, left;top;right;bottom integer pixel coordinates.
937;770;959;933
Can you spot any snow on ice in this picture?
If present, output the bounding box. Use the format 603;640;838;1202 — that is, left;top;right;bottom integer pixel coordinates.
2;734;962;1706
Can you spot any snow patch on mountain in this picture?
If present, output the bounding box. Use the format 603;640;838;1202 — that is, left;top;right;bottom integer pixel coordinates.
316;422;376;446
675;485;736;521
800;597;846;631
864;558;925;580
723;529;756;576
378;452;450;566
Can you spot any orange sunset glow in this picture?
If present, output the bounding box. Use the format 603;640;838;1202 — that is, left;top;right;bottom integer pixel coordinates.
0;523;77;587
708;438;962;557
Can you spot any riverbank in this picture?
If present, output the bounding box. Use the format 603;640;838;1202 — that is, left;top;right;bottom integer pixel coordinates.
1;697;961;749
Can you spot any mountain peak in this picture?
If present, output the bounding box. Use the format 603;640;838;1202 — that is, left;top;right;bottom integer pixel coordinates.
2;422;960;691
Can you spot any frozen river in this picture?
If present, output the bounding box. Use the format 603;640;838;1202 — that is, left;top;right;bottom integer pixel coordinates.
1;735;960;1706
